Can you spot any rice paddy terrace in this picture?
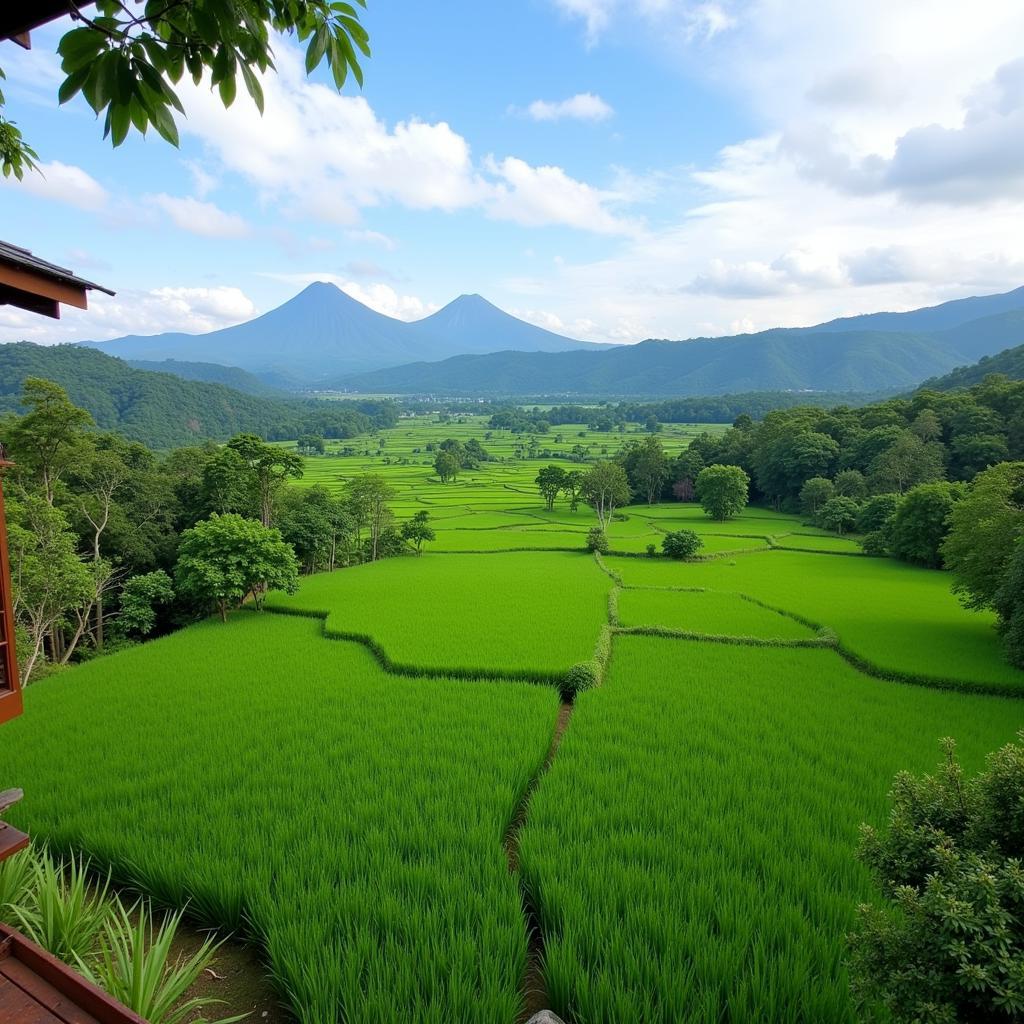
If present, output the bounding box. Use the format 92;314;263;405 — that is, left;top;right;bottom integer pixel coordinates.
2;413;1023;1024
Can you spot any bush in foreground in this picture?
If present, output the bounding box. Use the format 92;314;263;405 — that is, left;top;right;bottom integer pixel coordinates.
661;529;702;560
849;734;1024;1023
586;527;609;554
561;661;598;701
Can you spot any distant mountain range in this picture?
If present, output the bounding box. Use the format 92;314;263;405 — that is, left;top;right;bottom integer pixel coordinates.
78;285;598;382
39;282;1024;397
338;307;1024;397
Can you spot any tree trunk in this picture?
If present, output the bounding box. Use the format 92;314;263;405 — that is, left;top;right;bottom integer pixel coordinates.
95;593;104;652
219;600;227;623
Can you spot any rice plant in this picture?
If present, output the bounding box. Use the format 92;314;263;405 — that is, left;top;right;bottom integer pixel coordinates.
0;613;559;1024
604;549;1023;691
518;636;1024;1023
264;550;610;677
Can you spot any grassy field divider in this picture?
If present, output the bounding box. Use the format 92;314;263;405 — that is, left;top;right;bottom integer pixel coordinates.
593;551;623;585
430;546;584;555
612;624;834;649
503;700;574;1022
607;585;620;627
257;605;568;687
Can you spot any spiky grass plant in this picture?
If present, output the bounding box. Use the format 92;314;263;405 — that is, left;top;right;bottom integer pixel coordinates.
77;900;246;1024
8;848;110;962
0;846;33;925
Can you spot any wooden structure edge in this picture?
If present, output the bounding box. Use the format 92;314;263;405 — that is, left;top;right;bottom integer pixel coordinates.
0;924;148;1024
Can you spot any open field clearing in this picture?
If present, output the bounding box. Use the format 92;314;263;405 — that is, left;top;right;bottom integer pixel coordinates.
771;533;865;553
518;636;1024;1024
616;588;818;640
265;551;610;678
605;550;1022;690
0;613;559;1024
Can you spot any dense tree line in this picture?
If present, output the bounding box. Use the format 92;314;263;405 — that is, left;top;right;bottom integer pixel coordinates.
0;378;418;683
0;343;398;449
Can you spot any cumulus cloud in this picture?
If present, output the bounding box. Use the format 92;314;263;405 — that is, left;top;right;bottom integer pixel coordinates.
9;161;108;210
149;194;251;238
521;93;614;122
177;40;634;234
259;271;437;321
0;286;257;345
486;156;639;235
807;55;907;109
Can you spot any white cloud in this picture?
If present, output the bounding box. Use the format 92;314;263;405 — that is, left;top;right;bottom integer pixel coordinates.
9;161;108;210
522;93;614;122
177;41;631;235
0;286;257;344
259;272;437;321
552;0;737;46
148;194;251;238
486;156;639;235
346;229;398;250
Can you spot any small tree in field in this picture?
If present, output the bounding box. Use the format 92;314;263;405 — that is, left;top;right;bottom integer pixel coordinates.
536;465;567;511
175;513;298;622
581;461;631;533
696;464;749;521
400;511;435;555
817;496;860;535
585;527;609;554
562;470;584;512
662;530;702;560
850;734;1024;1023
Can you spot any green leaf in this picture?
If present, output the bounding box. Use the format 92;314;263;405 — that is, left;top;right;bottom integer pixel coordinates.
218;71;237;108
57;68;90;106
305;26;329;74
109;103;131;147
239;62;265;115
57;27;107;73
148;102;180;147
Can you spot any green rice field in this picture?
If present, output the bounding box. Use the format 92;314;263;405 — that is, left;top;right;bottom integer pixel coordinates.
3;412;1023;1023
518;637;1021;1023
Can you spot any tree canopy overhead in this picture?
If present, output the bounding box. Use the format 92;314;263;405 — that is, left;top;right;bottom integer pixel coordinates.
1;0;370;178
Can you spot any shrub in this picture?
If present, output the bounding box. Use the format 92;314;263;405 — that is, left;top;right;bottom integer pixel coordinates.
661;529;703;560
586;527;609;554
645;543;657;557
857;493;899;534
561;661;598;701
849;734;1024;1023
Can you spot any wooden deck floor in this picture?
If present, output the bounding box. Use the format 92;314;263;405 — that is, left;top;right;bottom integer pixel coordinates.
0;926;144;1024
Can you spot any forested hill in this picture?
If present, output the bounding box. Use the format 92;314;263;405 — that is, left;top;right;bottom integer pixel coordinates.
126;358;284;397
0;343;396;448
338;309;1024;397
920;343;1024;391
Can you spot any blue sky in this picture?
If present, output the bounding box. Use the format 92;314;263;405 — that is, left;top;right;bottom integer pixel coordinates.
2;0;1024;346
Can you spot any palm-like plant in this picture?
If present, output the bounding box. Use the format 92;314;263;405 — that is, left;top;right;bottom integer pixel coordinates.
77;899;247;1024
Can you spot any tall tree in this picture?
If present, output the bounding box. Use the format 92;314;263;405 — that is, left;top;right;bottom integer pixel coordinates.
581;462;631;533
346;475;395;562
7;378;94;504
226;433;304;527
7;495;93;682
535;465;567;511
942;462;1024;611
632;435;669;505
